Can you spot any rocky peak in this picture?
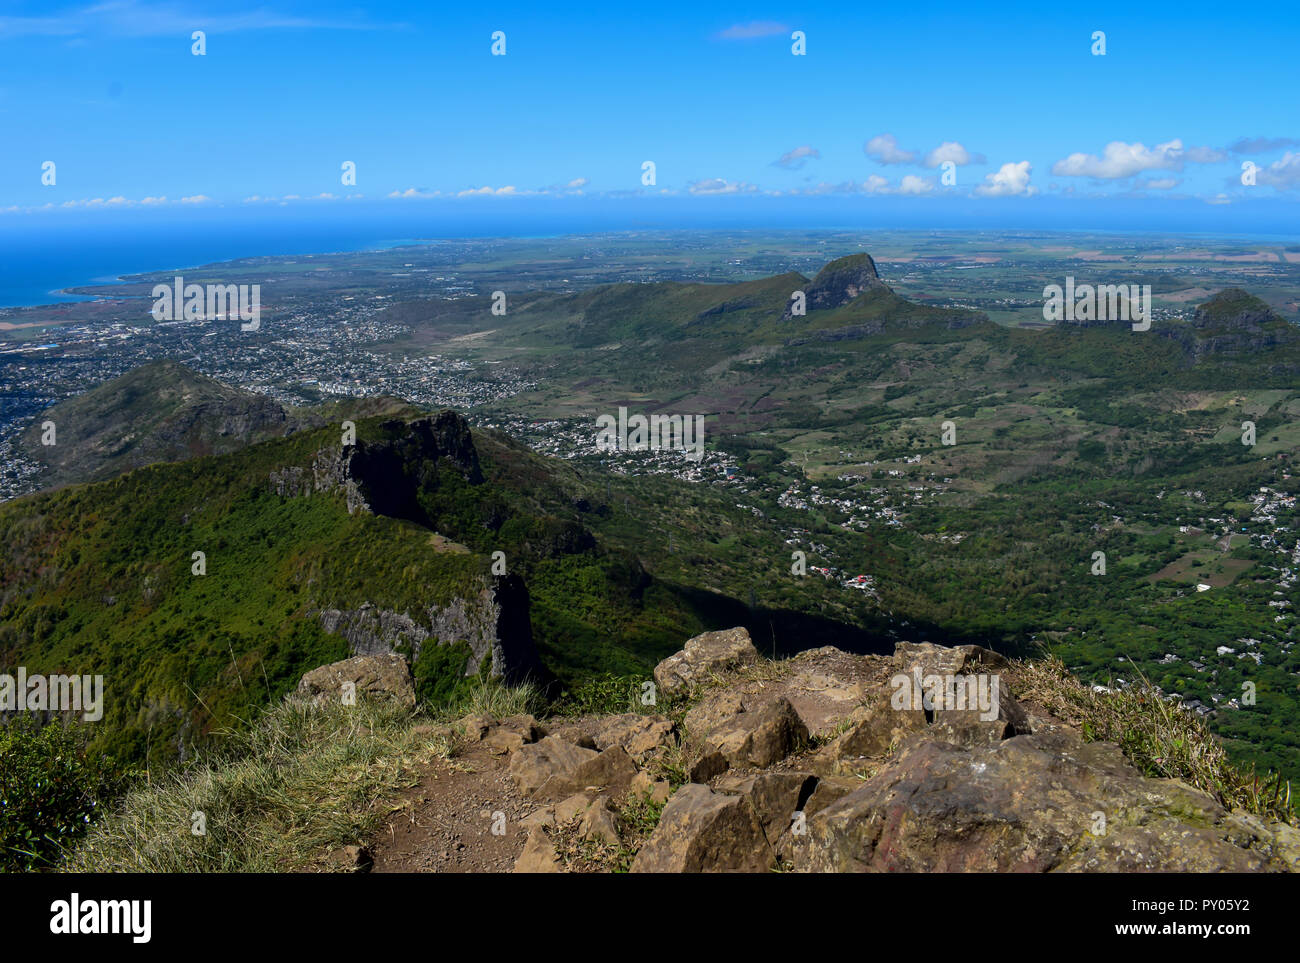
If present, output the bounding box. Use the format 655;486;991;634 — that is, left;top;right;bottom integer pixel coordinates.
1159;288;1296;362
1191;288;1287;331
782;253;888;319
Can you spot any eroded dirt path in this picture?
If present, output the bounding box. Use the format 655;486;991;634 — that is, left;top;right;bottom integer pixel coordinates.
369;743;528;873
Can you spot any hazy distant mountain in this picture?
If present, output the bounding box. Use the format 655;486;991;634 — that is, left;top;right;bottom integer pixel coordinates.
1160;288;1298;362
17;360;417;491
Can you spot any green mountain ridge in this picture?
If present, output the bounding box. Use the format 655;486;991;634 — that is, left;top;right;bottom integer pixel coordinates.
17;359;421;490
1;396;882;768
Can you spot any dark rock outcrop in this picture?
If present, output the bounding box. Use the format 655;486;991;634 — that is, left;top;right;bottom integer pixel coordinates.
316;573;545;684
782;253;887;319
272;410;482;520
273;413;546;685
1159;288;1297;362
779;253;986;331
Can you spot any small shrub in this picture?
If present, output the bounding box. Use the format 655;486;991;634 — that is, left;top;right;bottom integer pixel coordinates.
0;718;135;871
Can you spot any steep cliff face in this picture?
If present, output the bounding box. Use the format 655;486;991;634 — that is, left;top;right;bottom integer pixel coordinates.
272;412;546;685
271;410;483;520
316;574;545;684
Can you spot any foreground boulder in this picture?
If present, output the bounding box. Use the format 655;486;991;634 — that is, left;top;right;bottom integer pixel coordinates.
813;698;928;773
715;772;818;852
632;784;773;873
461;712;546;753
893;641;1010;676
704;697;809;768
592;713;676;760
509;736;600;797
653;627;758;697
295;654;415;708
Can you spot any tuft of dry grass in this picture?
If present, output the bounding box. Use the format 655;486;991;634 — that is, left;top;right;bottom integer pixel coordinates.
62;696;459;873
1014;655;1292;822
453;678;547;721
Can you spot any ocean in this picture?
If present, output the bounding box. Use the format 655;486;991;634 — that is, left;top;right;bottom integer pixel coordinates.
3;197;1297;310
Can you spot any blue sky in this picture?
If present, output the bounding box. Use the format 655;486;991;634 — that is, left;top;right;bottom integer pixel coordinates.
2;0;1298;230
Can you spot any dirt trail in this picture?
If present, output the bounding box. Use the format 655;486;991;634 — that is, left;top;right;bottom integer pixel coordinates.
369;743;526;873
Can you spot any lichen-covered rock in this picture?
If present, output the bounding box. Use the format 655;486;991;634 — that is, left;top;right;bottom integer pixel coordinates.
683;689;745;740
630;770;673;804
813;700;928;773
704;697;809;768
509;736;600;797
514;829;563;873
294;654;415;708
795;726;1290;873
715;772;817;848
480;714;546;753
893;641;1010;675
632;784;773;873
653;627;758;697
592;713;675;759
571;745;639;794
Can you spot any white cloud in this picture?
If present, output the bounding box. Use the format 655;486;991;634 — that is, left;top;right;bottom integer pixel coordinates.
864;133;916;165
179;194;210;204
1052;140;1184;178
973;161;1035;197
1135;177;1180;190
1257;152;1300;190
898;175;935;195
567;177;588;189
455;185;518;197
862;175;891;194
773;145;820;169
922;141;985;168
688;178;756;195
1050;139;1224;179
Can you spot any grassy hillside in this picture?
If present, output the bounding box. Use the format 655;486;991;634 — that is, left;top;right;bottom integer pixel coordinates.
1;402;881;773
426;277;1300;780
